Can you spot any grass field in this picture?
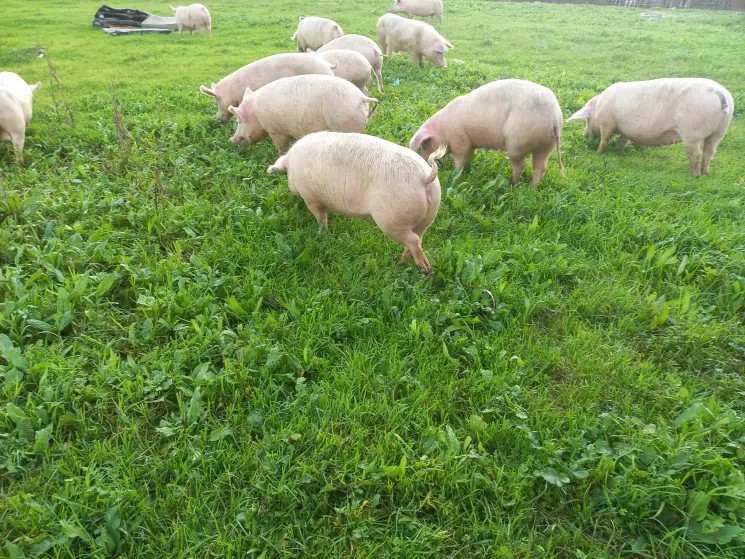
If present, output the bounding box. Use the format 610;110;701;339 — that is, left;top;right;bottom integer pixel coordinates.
2;0;745;557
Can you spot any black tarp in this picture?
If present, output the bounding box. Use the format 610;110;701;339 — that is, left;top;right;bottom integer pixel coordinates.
92;5;152;28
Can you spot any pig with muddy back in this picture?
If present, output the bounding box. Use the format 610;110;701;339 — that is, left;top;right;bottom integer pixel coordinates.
567;78;734;176
229;75;377;154
410;79;564;187
267;132;446;274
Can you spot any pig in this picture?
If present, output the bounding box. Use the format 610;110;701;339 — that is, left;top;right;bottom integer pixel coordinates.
199;53;336;121
291;16;344;52
376;13;452;67
314;49;374;92
316;34;385;92
389;0;444;24
567;78;734;176
0;72;41;163
229;74;378;154
410;79;564;188
170;3;212;36
267;132;447;273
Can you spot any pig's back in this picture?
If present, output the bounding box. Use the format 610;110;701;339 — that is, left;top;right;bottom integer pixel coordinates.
254;75;367;137
604;79;730;144
238;54;332;91
289;132;431;215
450;79;560;149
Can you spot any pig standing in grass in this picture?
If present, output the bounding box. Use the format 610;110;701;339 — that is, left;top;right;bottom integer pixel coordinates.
229;75;378;154
376;13;452;67
0;72;41;163
267;132;446;274
316;34;385;92
410;79;564;188
389;0;444;24
291;16;344;52
567;78;734;176
200;53;336;121
170;4;211;36
314;49;374;92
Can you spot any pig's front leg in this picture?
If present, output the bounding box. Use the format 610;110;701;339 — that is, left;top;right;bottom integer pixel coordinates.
270;133;291;155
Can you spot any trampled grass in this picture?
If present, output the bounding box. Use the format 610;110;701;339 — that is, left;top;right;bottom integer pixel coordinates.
1;0;745;557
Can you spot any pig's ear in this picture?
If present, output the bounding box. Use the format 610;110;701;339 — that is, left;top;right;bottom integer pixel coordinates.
410;129;432;152
567;97;597;122
29;82;42;93
444;40;453;50
200;84;217;98
170;5;177;13
435;44;447;54
229;105;250;122
228;106;241;121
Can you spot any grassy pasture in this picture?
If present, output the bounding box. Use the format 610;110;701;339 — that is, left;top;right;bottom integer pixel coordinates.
2;0;745;557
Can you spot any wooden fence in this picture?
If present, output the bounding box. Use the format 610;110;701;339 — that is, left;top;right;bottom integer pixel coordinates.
531;0;744;9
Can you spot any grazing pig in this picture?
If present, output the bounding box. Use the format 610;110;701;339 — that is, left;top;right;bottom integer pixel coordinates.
316;34;385;92
199;53;336;121
389;0;444;24
410;79;564;188
376;13;452;67
0;72;41;163
267;132;446;273
170;3;212;36
229;75;378;154
291;16;344;52
567;78;734;176
314;49;374;92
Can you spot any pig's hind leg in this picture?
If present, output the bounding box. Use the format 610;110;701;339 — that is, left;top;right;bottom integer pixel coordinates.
393;230;431;274
304;200;329;229
683;137;703;177
701;133;723;175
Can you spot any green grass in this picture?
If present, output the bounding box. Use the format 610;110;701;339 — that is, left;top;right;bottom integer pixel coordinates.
2;0;745;557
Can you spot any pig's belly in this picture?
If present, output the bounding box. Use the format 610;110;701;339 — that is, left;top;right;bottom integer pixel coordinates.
624;128;682;146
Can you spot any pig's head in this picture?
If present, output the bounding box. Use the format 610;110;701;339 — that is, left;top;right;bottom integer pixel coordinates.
200;82;234;121
228;97;267;146
425;40;452;68
410;122;446;162
567;96;599;138
389;0;405;14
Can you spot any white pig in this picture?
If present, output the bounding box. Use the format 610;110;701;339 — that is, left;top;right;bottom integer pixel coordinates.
389;0;444;24
229;75;378;154
314;49;374;92
410;79;564;188
376;13;452;67
0;72;41;163
170;4;212;36
267;132;446;273
567;78;734;176
291;16;344;52
200;53;336;121
316;34;385;92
